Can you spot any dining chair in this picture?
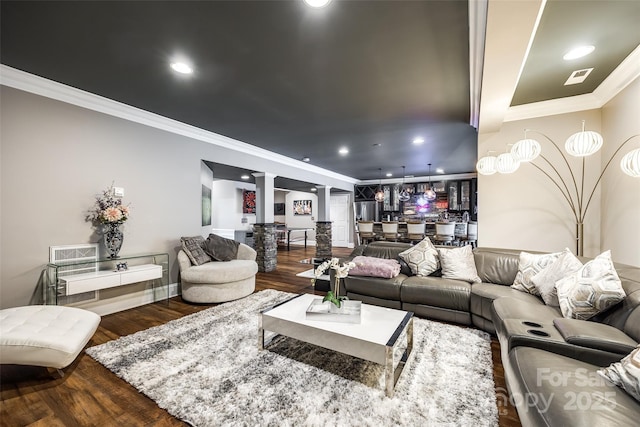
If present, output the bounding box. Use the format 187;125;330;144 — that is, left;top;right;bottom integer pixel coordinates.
433;222;455;245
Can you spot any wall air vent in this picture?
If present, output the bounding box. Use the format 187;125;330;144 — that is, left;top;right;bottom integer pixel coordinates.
564;68;594;86
50;244;99;304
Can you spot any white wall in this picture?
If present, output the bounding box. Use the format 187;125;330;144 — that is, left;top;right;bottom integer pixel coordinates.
600;77;640;266
200;161;214;234
210;180;256;233
478;110;603;256
284;191;318;243
0;86;356;309
478;77;640;267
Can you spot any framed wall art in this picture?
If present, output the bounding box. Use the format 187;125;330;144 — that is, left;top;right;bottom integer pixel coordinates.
293;200;312;216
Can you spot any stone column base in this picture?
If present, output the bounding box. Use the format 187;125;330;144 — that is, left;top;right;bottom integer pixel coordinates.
253;223;277;272
315;221;332;258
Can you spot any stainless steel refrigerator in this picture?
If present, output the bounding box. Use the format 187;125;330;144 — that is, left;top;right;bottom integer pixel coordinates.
354;201;378;222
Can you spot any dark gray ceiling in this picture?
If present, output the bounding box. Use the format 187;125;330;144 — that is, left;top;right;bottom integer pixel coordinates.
512;0;640;106
0;0;475;181
2;1;638;185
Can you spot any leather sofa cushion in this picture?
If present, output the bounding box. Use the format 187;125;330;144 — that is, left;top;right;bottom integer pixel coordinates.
401;276;470;312
471;283;543;322
508;346;640;427
553;318;638;355
473;248;522;285
181;259;258;284
362;242;412;260
343;274;407;300
491;296;560;325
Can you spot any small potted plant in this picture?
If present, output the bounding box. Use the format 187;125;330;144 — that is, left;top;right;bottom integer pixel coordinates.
312;258;355;309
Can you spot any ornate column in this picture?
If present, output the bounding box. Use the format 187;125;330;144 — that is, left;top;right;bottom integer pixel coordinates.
315;221;332;258
253;223;277;272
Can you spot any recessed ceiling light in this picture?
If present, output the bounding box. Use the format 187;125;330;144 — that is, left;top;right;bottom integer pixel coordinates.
372;143;382;147
170;62;193;74
413;137;424;145
241;174;250;180
310;187;317;192
563;45;595;61
386;173;393;177
436;168;444;174
338;147;349;155
304;0;332;8
302;157;310;162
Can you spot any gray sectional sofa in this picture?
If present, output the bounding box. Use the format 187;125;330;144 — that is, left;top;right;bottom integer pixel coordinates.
338;241;640;426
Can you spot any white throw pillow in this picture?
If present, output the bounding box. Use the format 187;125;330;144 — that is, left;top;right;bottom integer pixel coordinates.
598;345;640;402
556;250;625;320
531;248;583;306
511;251;561;295
437;245;481;283
399;237;440;276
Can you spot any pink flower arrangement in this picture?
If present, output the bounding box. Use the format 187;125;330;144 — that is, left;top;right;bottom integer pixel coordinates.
87;184;130;225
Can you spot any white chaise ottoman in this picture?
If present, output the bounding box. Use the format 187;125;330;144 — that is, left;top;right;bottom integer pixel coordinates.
0;305;101;369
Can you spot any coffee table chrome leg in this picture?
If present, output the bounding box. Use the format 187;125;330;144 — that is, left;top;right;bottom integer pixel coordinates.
385;345;394;397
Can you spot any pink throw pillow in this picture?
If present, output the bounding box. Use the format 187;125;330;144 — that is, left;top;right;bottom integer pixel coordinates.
349;256;401;279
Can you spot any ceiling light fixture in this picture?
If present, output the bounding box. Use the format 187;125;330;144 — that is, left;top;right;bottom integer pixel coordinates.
424;163;436;201
240;174;250;180
563;45;595;60
386;172;393;177
412;137;424;145
436;168;444;174
338;147;349;155
170;62;193;74
304;0;332;8
398;166;411;202
310;187;318;192
302;157;310;162
375;168;385;203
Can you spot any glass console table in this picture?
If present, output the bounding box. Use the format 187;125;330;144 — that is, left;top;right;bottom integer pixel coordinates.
44;252;169;305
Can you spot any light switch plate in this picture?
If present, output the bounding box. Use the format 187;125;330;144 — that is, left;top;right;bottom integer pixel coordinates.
113;187;125;197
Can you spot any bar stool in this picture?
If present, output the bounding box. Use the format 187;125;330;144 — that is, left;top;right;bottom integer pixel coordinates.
433;222;455;245
453;222;468;246
461;221;478;248
357;221;376;245
406;222;426;244
381;221;400;242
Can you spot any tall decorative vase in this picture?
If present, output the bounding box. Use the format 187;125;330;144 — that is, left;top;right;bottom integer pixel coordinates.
103;223;124;259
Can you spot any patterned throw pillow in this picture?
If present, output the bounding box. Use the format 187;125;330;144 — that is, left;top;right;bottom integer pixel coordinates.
511;251;561;295
555;250;625;320
437;245;481;283
531;248;583;306
398;237;440;277
180;236;212;266
598;345;640;402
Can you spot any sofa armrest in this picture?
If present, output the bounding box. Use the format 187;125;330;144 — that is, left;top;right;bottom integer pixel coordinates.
177;250;193;273
553;318;638;354
236;243;257;261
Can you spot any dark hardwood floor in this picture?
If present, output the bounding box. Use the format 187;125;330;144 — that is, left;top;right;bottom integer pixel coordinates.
0;246;521;426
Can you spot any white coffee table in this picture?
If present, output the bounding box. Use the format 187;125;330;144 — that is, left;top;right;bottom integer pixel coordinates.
259;293;414;397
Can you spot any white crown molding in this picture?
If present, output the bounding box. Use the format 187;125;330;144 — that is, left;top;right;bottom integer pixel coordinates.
504;44;640;122
0;64;359;185
468;0;488;130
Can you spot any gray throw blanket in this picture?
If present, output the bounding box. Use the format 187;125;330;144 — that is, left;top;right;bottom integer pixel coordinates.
204;233;239;262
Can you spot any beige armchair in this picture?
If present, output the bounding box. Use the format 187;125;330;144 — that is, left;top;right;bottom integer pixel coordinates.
178;243;258;303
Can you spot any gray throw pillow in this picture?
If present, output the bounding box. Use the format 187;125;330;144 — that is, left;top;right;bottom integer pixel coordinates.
437;245;481;283
204;233;240;262
511;251;561;295
398;237;440;276
531;248;583;306
556;250;625;320
598;345;640;402
181;236;212;266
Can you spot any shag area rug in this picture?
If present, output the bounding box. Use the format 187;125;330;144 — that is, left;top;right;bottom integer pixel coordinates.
87;290;498;426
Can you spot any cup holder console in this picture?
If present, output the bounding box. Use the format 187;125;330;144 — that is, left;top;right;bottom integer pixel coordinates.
527;329;550;337
522;321;543;328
